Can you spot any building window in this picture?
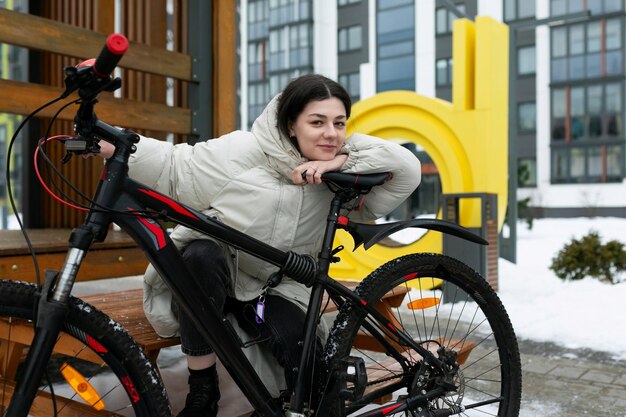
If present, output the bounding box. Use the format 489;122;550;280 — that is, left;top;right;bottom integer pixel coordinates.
436;58;453;87
517;46;536;75
550;0;583;16
338;25;362;52
269;23;311;72
376;0;415;92
338;0;360;5
504;0;535;21
248;41;268;82
248;82;270;125
269;0;311;26
518;158;537;187
289;23;311;67
248;0;269;40
339;72;360;101
552;83;623;142
550;82;625;183
551;143;625;183
435;4;466;35
551;0;623;16
551;18;623;82
518;102;536;132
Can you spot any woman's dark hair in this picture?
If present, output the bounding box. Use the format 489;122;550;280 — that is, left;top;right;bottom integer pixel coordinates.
276;74;352;144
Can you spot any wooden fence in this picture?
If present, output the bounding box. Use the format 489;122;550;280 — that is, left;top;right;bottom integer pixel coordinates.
0;0;236;228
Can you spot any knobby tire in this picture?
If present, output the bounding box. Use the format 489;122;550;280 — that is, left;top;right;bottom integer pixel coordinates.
0;280;170;416
322;253;521;417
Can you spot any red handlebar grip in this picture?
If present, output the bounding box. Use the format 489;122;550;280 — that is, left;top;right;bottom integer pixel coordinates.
106;33;129;55
94;34;129;77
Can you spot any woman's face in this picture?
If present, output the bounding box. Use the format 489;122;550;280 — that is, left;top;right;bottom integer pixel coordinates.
289;97;347;161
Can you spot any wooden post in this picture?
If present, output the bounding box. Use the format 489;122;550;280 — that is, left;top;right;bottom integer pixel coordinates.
212;0;237;137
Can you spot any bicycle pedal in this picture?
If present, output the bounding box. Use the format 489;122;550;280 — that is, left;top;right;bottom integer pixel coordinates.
336;356;367;401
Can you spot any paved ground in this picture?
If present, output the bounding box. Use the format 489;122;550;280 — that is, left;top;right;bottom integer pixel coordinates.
518;338;626;417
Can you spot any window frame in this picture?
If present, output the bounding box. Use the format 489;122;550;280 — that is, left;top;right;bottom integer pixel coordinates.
550;18;624;82
376;0;415;92
550;81;626;183
339;71;361;101
435;4;466;35
435;57;453;87
338;24;363;53
517;45;536;76
551;0;623;17
518;101;537;133
504;0;536;22
518;157;537;187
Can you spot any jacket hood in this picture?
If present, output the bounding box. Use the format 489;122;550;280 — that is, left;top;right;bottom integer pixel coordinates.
251;94;306;179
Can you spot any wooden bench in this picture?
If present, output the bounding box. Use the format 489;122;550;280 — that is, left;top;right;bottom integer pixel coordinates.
0;229;148;282
0;280;407;416
0;281;406;374
0;279;476;414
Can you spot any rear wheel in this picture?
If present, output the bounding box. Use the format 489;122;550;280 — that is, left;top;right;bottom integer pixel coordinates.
323;254;521;416
0;280;170;416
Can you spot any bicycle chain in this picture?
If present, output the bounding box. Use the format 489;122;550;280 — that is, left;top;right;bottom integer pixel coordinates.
366;373;404;386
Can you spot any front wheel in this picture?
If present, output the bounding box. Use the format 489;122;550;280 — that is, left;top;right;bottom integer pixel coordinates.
0;280;170;416
323;254;521;416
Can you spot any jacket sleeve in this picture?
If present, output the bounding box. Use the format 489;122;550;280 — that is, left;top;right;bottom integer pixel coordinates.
341;133;421;221
127;132;256;210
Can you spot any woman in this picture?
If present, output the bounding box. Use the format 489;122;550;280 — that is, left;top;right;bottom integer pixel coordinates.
99;74;421;417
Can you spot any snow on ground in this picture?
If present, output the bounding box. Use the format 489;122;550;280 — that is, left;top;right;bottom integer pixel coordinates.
498;217;626;360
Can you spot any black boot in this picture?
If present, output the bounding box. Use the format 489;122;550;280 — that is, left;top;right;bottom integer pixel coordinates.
177;366;220;417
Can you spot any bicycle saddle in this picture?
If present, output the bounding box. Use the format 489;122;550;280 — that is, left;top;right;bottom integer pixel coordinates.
321;172;391;190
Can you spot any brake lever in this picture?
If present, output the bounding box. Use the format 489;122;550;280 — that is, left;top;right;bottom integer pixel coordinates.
60;136;101;164
61;152;73;164
62;65;123;100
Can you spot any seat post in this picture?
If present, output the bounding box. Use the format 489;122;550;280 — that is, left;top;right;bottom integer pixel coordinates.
290;191;354;412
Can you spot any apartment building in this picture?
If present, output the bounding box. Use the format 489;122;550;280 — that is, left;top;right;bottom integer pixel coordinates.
238;0;626;218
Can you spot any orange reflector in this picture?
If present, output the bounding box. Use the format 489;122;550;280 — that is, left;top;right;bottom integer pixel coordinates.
407;297;440;310
60;363;105;410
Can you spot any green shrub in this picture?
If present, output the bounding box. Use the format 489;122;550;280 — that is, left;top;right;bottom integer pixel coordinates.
549;231;626;284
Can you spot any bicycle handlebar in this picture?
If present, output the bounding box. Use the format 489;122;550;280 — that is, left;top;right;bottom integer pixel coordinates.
93;34;129;77
58;34;130;157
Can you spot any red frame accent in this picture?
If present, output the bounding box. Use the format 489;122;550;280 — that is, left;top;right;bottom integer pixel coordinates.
138;188;200;220
338;215;349;226
381;403;402;415
136;215;166;249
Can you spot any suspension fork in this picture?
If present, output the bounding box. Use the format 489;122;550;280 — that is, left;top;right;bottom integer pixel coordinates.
5;227;94;417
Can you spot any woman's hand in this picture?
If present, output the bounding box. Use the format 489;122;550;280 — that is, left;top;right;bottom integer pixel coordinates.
292;153;348;185
97;141;115;159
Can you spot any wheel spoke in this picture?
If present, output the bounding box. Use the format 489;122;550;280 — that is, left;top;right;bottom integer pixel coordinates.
323;254;520;417
0;280;169;416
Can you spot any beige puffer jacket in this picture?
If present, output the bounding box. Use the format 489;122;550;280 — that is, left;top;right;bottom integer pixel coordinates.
127;95;421;393
130;97;421;337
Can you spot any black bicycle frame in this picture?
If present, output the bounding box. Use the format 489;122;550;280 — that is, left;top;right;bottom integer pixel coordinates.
8;116;443;417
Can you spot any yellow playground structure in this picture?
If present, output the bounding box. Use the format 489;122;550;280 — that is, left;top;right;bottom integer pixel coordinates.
332;16;509;280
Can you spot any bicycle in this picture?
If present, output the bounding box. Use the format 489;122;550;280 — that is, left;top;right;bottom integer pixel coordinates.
0;34;521;417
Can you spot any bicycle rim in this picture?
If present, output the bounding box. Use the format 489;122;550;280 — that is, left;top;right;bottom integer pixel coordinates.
323;254;521;417
0;280;170;416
